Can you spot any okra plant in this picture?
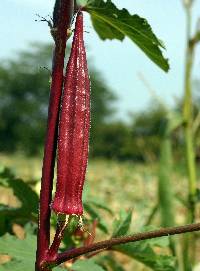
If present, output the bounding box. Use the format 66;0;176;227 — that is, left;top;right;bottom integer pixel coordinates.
33;1;200;271
0;1;200;271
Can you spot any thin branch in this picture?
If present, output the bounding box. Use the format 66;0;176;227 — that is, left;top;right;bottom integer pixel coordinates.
144;203;159;226
190;31;200;47
49;223;200;266
137;72;167;109
48;216;69;258
189;18;200;48
36;1;74;270
192;110;200;135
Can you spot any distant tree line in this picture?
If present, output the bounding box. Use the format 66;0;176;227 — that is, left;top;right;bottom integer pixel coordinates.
0;43;199;161
0;43;116;156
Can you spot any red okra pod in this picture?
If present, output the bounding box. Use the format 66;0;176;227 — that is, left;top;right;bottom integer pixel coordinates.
51;11;90;215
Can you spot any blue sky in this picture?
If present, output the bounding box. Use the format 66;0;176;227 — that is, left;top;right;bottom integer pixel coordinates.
1;0;200;120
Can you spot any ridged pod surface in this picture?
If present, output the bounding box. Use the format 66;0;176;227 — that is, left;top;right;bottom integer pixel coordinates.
51;11;90;215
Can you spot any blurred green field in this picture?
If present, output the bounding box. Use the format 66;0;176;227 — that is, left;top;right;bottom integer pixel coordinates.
0;152;190;226
1;152;200;270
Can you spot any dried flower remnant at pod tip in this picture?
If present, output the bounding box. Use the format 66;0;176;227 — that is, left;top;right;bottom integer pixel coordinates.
51;11;90;218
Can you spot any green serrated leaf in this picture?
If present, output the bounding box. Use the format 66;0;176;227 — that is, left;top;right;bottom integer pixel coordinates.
84;203;108;233
53;267;66;271
0;176;39;215
86;0;169;71
0;233;36;271
0;167;14;179
86;198;113;214
0;260;23;271
0;233;66;271
114;241;176;271
140;226;170;248
97;255;126;271
0;204;19;213
0;173;38;235
112;209;132;237
72;259;104;271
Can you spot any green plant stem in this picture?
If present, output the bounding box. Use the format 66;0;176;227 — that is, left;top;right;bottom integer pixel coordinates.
183;0;196;223
159;127;175;228
158;124;177;259
182;3;197;270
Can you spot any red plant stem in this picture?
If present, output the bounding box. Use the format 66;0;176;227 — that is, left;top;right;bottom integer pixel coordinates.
36;1;74;270
48;219;68;258
49;223;200;266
